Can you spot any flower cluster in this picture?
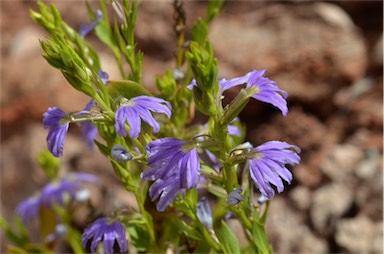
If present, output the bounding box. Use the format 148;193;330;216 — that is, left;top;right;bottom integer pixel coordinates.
16;173;99;223
32;1;303;251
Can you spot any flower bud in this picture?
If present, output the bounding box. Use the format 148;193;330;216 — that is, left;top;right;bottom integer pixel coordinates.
227;188;244;206
111;144;132;162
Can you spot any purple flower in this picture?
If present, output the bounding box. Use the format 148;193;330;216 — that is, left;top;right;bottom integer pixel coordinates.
197;197;213;229
15;196;40;223
220;70;288;116
82;217;128;254
147;173;182;212
81;122;98;150
79;10;103;38
248;141;301;198
114;96;172;138
40;179;82;207
141;138;200;211
43;107;70;158
15;173;99;223
98;70;109;84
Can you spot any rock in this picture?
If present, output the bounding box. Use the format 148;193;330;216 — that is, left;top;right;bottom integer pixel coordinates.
8;26;45;58
321;144;363;180
310;183;354;233
289;186;312;210
312;2;355;29
335;215;383;253
372;33;383;67
266;198;328;253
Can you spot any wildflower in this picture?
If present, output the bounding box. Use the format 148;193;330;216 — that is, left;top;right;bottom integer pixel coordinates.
79;10;103;38
16;195;41;223
114;96;172;138
197;197;213;229
147;173;182;212
40;179;82;207
247;141;301;198
111;144;132;162
220;70;288;116
15;173;99;223
43;107;70;158
82;217;128;254
143;138;200;189
98;70;109;84
141;138;200;211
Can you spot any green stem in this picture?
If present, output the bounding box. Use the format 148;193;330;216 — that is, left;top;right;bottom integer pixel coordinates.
213;119;238;193
133;190;156;247
173;0;186;70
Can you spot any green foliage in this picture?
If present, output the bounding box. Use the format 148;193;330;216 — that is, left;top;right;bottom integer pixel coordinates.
40;34;96;97
37;150;61;181
186;41;219;116
217;221;241;254
107;80;150;101
206;0;224;23
252;208;272;254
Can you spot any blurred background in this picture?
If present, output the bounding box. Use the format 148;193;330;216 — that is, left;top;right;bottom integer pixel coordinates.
1;1;382;253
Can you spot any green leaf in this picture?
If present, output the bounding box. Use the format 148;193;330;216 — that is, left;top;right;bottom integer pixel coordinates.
12;243;53;254
217;221;241;254
94;140;110;157
206;0;224;23
0;216;28;246
37;150;61;180
173;217;201;241
156;71;177;98
186;188;198;212
127;219;151;252
95;22;119;56
110;160;136;192
107;80;150;101
191;18;208;46
252;209;272;254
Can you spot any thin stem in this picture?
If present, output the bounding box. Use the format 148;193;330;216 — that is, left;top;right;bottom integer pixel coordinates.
173;0;186;70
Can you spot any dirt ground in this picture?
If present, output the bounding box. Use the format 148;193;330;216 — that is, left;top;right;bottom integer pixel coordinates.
1;1;383;253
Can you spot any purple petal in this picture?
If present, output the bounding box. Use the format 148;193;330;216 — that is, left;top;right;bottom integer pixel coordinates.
43;107;70;157
79;10;103;38
98;70;109;84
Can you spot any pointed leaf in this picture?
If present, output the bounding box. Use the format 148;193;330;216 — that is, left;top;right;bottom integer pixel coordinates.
217;221;241;254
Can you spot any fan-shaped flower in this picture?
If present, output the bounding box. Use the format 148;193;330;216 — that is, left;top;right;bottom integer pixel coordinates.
16;195;41;223
247;141;301;198
141;138;200;211
43;107;70;158
82;217;128;254
197;197;213;229
15;173;99;223
114;96;172;139
220;70;288;116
